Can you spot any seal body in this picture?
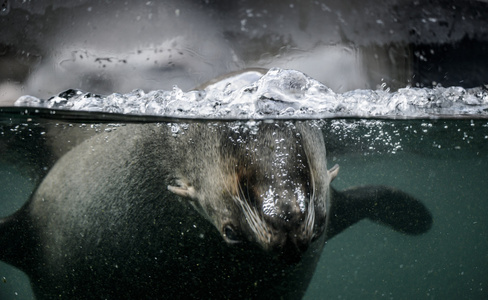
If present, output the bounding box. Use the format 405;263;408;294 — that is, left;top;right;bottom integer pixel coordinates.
0;120;432;299
1;121;336;299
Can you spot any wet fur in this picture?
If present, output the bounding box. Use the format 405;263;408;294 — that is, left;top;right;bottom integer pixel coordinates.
0;121;432;299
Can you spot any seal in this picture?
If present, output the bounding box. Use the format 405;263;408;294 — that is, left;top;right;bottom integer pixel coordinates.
0;120;432;299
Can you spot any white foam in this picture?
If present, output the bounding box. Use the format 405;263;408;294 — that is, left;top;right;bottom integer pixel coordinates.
14;68;488;119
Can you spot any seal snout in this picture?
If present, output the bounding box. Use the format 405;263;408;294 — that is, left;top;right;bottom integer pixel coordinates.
262;207;315;265
266;225;312;265
240;178;318;264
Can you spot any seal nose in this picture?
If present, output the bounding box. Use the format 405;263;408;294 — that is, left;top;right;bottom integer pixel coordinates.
263;197;314;265
278;233;310;265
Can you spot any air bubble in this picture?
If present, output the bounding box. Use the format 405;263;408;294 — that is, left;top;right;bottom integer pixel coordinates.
13;68;488;119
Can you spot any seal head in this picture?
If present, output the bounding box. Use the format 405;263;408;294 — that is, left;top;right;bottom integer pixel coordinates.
168;122;339;262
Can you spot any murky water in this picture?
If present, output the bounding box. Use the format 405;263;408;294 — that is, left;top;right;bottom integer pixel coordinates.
0;110;486;299
306;130;488;299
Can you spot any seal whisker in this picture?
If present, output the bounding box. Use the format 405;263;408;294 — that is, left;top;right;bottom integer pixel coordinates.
305;158;316;238
217;166;234;197
234;182;271;246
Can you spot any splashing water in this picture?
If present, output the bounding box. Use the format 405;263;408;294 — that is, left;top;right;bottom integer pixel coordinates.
14;68;488;119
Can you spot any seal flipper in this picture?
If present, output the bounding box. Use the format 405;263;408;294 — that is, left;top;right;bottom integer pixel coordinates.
326;186;432;241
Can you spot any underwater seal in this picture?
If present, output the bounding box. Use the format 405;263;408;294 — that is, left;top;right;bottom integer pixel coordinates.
0;120;432;299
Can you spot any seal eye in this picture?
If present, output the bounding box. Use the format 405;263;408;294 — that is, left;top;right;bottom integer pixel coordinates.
223;225;241;243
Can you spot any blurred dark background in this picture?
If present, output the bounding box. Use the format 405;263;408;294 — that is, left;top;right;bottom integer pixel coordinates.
0;0;487;105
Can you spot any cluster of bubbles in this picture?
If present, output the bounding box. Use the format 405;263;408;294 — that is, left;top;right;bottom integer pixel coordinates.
15;68;488;119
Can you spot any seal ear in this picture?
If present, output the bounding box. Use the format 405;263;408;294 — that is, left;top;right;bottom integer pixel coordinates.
168;179;214;223
168;179;197;199
328;164;340;182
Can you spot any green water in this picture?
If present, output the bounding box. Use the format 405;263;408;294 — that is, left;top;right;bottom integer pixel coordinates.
0;111;487;299
306;153;487;299
305;119;488;299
